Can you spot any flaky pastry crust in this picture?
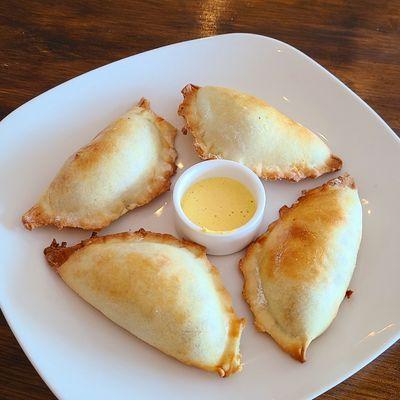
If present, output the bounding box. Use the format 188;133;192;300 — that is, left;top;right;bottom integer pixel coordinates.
45;229;245;377
178;84;342;181
23;99;177;230
240;174;361;361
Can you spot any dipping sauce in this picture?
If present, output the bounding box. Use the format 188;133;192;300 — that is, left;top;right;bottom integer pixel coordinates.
181;177;256;232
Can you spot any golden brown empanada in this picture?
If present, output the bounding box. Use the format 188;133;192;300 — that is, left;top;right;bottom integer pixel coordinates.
178;85;342;181
240;175;362;361
44;229;245;377
23;99;177;230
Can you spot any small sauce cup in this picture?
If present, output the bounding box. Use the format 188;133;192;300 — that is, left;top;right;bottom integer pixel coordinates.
173;159;266;255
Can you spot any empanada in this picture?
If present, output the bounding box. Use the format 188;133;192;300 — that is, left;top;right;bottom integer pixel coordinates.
178;85;342;181
23;99;177;230
240;175;362;361
44;229;245;377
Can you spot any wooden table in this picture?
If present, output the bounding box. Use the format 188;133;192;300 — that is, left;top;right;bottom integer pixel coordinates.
0;1;399;399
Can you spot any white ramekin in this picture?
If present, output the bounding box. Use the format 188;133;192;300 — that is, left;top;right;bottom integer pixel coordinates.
172;159;266;256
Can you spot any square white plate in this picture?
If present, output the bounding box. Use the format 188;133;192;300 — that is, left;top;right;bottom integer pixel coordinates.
0;33;399;400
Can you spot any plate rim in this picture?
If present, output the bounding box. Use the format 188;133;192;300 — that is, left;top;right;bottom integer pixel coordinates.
2;32;399;148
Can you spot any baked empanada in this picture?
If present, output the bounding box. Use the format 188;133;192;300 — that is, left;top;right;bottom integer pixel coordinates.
23;99;177;230
240;175;362;361
178;85;342;181
44;229;245;377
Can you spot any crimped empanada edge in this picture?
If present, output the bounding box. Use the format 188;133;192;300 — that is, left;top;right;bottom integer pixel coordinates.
177;84;217;161
22;204;51;230
44;229;205;269
216;316;246;377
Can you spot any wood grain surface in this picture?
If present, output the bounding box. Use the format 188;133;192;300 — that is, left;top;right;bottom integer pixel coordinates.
0;1;399;399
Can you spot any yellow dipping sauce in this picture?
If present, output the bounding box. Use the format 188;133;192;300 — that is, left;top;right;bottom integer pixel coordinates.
181;177;256;232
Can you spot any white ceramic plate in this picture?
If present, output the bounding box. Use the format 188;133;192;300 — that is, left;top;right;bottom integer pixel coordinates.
1;33;399;400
